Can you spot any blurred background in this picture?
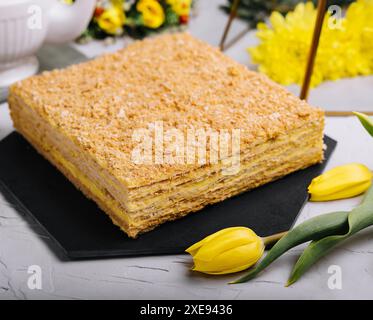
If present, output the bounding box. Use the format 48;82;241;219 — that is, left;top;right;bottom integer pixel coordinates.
1;0;373;111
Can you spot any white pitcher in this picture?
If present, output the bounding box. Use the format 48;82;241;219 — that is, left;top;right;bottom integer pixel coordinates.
0;0;96;87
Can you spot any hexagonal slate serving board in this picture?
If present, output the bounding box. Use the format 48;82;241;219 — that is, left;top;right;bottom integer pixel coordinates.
0;132;336;259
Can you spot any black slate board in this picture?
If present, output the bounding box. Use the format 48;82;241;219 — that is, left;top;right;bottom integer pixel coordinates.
0;132;336;260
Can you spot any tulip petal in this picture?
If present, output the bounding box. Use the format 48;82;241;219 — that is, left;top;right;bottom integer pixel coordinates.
308;163;371;192
200;262;258;275
310;180;372;201
308;163;373;201
187;227;265;275
193;229;259;262
193;241;264;274
185;227;249;256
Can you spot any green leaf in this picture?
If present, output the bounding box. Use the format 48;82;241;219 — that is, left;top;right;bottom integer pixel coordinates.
354;112;373;137
166;7;179;25
287;186;373;286
231;210;350;284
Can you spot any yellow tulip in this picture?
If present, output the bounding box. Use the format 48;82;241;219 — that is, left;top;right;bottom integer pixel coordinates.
97;6;126;35
308;163;373;201
137;0;165;29
186;227;265;275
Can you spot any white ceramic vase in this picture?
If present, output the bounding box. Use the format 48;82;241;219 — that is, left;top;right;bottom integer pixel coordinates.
0;0;96;88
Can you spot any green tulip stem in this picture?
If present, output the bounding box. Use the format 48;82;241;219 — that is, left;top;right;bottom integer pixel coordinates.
286;185;373;286
231;211;350;284
262;231;288;246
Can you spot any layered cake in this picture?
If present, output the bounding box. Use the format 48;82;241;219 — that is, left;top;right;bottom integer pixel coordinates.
8;33;324;238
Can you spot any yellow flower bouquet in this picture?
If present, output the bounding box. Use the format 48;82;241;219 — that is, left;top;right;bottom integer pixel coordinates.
249;0;373;87
73;0;193;42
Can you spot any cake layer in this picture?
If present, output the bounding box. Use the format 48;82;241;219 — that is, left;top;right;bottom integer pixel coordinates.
8;33;325;238
9;33;324;188
11;91;322;237
10;93;323;217
13;120;322;237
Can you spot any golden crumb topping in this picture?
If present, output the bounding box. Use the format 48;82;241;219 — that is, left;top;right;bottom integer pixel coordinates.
11;33;324;187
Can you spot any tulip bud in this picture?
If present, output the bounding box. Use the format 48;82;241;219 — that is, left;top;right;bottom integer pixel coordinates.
308;163;373;202
185;227;265;275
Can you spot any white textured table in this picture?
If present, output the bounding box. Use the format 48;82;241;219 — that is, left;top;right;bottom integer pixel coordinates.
1;0;373;300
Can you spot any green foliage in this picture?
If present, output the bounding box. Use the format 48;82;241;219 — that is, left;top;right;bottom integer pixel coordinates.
166;7;180;25
221;0;355;28
288;185;373;285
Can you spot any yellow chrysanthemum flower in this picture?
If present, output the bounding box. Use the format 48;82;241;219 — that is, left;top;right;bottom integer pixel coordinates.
137;0;165;29
345;0;373;73
249;1;373;87
167;0;192;16
97;5;126;35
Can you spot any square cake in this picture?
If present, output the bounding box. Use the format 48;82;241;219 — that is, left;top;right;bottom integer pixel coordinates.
8;33;324;238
